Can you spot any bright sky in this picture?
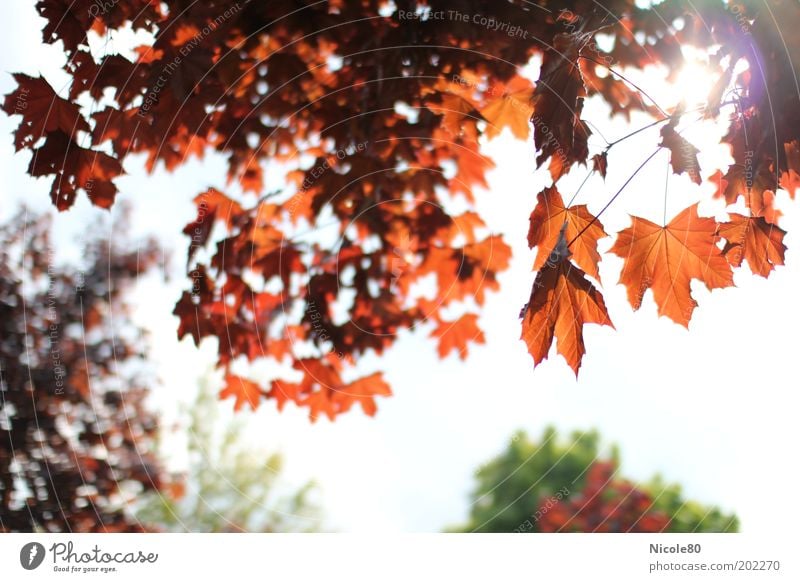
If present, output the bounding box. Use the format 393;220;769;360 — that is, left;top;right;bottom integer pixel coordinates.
2;3;798;533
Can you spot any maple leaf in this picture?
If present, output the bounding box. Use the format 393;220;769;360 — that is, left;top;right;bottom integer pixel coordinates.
660;125;701;184
531;32;588;171
3;74;90;151
710;164;781;224
780;140;800;197
299;389;337;422
67;52;145;104
430;313;486;360
547;116;592;181
28;130;123;210
450;140;494;202
480;76;535;140
449;211;486;244
183;188;245;264
36;0;92;54
458;235;513;304
521;226;613;376
268;379;305;412
779;168;800;197
427;92;484;137
718;214;787;278
610;204;734;327
592;152;608;179
332;372;393;417
251;292;287;325
267;358;340;420
528;186;607;281
220;374;265;411
92;106;155;157
279;360;392;421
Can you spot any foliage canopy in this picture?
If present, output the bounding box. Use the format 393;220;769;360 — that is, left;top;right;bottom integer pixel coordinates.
3;0;798;417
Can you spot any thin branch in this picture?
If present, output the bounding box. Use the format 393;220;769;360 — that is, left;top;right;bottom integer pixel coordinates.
604;115;672;150
579;55;669;117
602;100;739;154
566;169;595;207
568;147;663;247
568;111;711;246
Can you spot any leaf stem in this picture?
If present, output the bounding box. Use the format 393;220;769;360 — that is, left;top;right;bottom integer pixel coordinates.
662;156;670;225
568;147;663;247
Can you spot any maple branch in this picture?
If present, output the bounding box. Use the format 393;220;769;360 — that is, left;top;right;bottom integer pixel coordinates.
579;55;669;117
568;107;713;247
255;189;283;205
603;101;737;152
604;115;671;150
568;147;663;247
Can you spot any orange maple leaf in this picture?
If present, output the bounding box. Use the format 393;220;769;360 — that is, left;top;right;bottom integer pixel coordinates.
528;186;607;281
480;75;535;140
450;140;494;202
449;211;487;244
430;313;486;359
272;359;392;421
718;214;787;278
332;372;393;417
459;235;513;304
521;226;613;375
427;92;484;137
300;389;338;422
268;379;304;411
610;204;734;327
220;374;265;411
710;164;781;224
781;140;800;198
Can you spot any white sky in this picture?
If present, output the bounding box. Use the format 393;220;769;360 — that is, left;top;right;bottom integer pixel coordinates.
1;3;798;533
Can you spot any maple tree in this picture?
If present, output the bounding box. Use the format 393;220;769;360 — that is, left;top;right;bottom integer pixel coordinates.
3;0;799;418
0;209;164;532
455;428;738;533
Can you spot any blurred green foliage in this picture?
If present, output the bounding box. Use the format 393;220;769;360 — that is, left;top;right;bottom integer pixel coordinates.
135;375;321;532
453;427;738;533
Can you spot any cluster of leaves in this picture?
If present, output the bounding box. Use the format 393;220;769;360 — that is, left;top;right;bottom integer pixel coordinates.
135;375;320;532
2;0;798;417
0;210;163;532
521;0;798;373
454;427;738;533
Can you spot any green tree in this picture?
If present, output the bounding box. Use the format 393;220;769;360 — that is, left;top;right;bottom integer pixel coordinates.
135;376;321;532
455;428;737;533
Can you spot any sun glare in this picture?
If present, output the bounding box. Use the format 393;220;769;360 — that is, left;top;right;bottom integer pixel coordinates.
673;62;718;107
